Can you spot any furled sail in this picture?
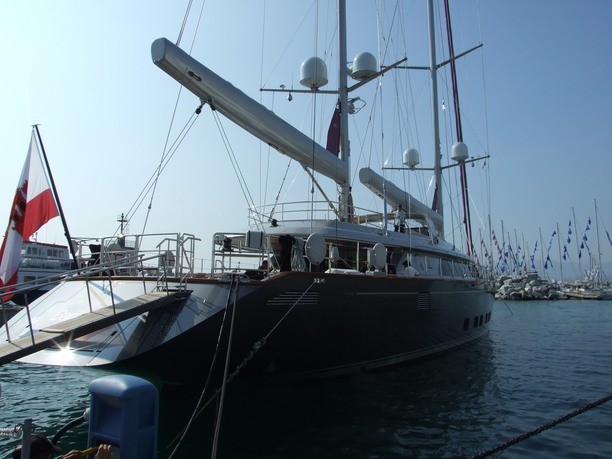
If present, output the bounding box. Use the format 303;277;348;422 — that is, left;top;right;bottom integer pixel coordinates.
358;167;443;235
151;38;348;185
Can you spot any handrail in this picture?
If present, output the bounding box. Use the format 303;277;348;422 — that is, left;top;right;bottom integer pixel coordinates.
1;253;166;345
248;200;386;228
0;253;158;301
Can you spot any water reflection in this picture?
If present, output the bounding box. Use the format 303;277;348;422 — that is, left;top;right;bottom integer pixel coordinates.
2;301;611;458
157;335;497;458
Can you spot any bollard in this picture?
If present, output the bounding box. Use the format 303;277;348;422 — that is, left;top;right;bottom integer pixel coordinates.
88;375;158;459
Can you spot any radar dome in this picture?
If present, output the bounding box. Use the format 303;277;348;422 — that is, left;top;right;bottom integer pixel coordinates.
451;142;468;162
300;57;328;89
403;148;420;168
351;52;377;80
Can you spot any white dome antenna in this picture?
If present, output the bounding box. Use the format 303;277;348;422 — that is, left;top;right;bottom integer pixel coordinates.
451;142;469;162
350;52;377;81
403;148;420;169
300;57;328;89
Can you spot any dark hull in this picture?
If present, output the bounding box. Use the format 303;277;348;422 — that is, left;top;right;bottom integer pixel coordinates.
110;272;493;385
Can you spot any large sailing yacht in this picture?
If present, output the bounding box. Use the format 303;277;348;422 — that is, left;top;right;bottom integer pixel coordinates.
1;0;493;385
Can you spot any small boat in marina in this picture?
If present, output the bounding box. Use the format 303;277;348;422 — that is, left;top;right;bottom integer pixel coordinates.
564;287;612;301
1;0;493;385
563;269;612;300
563;201;611;301
10;241;72;305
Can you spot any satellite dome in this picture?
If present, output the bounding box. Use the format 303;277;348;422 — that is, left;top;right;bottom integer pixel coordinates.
451;142;469;162
351;52;377;80
403;148;420;168
300;57;328;89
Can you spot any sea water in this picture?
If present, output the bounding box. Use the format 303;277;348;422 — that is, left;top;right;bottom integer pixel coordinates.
1;300;610;458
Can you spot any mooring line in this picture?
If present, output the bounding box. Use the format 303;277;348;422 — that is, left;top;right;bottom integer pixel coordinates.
167;274;238;458
170;278;318;455
472;393;612;458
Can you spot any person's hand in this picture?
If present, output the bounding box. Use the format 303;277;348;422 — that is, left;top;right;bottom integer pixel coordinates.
94;444;112;459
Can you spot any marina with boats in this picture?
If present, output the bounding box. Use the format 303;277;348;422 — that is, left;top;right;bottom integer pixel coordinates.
1;0;611;457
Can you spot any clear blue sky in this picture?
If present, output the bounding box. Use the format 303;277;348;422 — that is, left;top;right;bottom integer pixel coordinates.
1;0;610;277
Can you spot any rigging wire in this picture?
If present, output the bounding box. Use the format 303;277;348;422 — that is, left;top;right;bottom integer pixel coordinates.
175;0;193;46
128;111;200;237
308;0;320;232
259;0;269;207
211;275;240;459
168;279;319;454
475;0;494;268
139;0;207;228
267;158;293;222
259;2;317;90
210;110;265;232
129;0;209;239
186;0;207;54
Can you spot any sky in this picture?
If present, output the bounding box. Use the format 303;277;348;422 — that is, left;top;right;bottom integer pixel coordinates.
0;0;610;279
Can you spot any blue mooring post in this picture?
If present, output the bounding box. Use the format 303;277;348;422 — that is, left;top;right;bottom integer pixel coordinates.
88;375;158;459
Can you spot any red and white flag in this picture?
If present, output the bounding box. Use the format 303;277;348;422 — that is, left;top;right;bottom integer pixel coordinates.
0;131;59;301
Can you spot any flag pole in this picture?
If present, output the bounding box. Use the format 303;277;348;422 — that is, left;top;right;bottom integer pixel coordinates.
33;125;79;268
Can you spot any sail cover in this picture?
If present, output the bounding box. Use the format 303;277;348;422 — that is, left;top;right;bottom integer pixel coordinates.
358;167;443;235
151;37;348;185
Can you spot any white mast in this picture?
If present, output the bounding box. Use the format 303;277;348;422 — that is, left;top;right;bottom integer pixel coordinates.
556;222;564;283
427;0;444;235
572;207;582;277
594;199;603;287
338;0;350;221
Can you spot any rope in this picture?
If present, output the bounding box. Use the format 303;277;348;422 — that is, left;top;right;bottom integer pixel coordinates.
167;274;237;459
211;275;240;458
169;279;319;453
472;393;612;458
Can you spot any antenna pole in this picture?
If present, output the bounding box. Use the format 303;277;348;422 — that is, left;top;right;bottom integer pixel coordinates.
33;125;79;268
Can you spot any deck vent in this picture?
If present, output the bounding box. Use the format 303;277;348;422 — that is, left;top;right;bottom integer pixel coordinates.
267;291;319;307
416;292;431;310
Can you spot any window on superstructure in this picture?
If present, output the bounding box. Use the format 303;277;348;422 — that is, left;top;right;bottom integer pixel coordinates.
441;259;453;277
426;257;440;276
412;254;427;274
